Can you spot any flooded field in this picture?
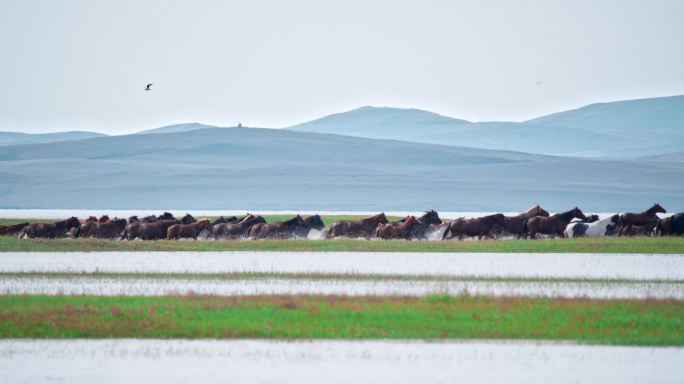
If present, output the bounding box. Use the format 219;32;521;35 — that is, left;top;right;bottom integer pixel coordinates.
2;275;681;298
1;252;683;280
1;340;681;384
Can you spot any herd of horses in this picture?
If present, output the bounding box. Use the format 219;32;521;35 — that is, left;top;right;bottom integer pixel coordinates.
1;203;683;241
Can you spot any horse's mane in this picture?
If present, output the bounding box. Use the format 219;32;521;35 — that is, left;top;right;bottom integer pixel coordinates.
556;209;576;222
282;216;303;226
646;204;662;215
362;213;386;223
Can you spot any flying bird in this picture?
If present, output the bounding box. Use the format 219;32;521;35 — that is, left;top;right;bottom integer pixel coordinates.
145;83;153;91
536;81;543;86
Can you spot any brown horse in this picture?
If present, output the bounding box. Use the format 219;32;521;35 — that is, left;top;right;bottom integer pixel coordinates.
121;219;179;240
524;207;587;239
495;205;550;239
376;216;419;240
657;213;684;236
443;214;506;240
327;213;389;238
81;218;127;239
0;222;28;237
212;214;266;239
167;220;212;240
21;217;80;239
98;215;110;223
211;216;238;225
395;210;443;239
618;203;666;236
294;215;327;238
249;215;307;239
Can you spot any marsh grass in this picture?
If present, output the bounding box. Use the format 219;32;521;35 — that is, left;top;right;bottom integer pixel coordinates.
1;236;683;253
0;295;681;345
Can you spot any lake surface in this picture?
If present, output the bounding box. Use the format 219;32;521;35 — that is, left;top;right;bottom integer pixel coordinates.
1;252;683;280
0;209;628;220
1;340;681;384
2;276;681;299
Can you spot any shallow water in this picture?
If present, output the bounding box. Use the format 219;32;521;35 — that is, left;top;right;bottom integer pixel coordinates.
1;340;681;384
2;276;681;299
2;252;683;280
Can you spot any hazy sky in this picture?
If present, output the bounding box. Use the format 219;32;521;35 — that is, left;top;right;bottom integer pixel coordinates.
1;0;683;134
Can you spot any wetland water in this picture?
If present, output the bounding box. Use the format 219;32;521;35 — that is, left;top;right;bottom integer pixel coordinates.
2;276;682;299
1;252;683;280
0;340;681;384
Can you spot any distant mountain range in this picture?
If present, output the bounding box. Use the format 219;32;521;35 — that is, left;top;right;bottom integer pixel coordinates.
0;95;682;210
0;126;682;211
289;95;684;157
2;95;682;157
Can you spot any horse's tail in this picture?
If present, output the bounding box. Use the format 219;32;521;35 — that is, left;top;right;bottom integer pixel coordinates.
522;219;529;238
441;223;451;240
326;223;337;239
375;224;383;238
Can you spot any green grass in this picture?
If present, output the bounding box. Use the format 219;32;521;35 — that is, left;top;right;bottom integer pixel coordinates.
1;236;683;253
0;295;681;345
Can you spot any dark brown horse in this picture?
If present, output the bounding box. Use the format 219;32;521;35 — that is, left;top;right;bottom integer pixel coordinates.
98;215;110;223
618;203;666;236
81;218;127;239
294;214;326;238
212;216;238;225
0;222;28;237
179;214;197;225
396;210;443;239
495;205;550;239
327;213;389;238
376;216;419;240
524;207;587;239
121;219;179;240
443;214;506;240
167;220;212;240
21;217;81;239
212;214;266;239
657;213;684;236
249;215;307;239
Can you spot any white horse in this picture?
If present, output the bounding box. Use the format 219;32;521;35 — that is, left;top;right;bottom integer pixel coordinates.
564;214;620;238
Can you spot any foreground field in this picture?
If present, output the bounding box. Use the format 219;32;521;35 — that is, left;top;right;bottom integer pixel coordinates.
0;295;681;345
2;236;684;253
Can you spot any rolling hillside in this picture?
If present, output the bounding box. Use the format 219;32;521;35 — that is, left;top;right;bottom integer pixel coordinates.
0;127;681;211
288;96;684;157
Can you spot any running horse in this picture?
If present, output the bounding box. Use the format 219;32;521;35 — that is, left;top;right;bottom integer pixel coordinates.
618;203;666;236
494;205;550;239
212;214;266;239
523;207;587;239
376;216;420;240
21;217;81;239
442;214;506;240
249;215;307;239
167;220;212;240
327;213;389;238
